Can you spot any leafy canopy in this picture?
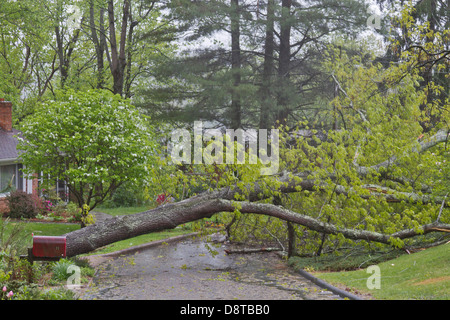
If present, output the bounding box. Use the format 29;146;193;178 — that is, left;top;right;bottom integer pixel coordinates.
18;89;157;211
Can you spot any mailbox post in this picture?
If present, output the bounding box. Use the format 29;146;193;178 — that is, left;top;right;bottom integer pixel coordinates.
25;236;67;263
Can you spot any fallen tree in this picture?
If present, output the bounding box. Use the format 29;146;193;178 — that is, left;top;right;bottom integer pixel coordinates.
65;182;450;257
64;127;450;257
61;124;449;257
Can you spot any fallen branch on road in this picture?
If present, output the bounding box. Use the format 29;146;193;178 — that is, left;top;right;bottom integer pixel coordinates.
224;247;283;254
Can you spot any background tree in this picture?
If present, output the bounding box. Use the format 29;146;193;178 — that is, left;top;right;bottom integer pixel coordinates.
17;89;157;225
375;0;449;132
141;0;368;129
0;0;175;120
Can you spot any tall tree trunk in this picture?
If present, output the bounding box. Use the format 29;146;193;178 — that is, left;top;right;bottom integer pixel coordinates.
276;0;292;125
419;0;440;132
55;25;68;88
259;0;275;129
108;0;130;96
55;26;81;88
230;0;241;128
90;1;106;89
124;5;138;99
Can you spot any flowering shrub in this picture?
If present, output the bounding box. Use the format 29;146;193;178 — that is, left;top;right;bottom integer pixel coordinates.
44;200;54;212
156;193;174;206
18;89;157;212
2;286;13;299
156;193;167;205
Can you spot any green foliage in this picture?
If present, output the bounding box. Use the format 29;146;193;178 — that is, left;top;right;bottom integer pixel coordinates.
0;217;27;255
0;251;43;300
18;89;158;211
104;181;150;208
0;0;175;116
154;5;449;256
145;0;369;127
80;204;95;228
38;287;77;300
51;259;75;282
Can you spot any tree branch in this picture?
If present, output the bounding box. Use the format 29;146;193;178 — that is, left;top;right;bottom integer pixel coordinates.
355;129;449;176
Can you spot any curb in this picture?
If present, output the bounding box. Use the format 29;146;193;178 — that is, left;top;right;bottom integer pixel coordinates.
295;268;364;300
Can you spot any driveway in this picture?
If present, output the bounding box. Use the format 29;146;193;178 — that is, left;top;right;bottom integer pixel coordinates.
78;234;346;300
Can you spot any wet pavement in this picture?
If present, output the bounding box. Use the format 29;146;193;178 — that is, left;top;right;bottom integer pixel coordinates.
78;234;344;300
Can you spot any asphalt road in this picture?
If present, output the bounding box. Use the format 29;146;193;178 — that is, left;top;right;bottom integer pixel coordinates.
77;234;345;300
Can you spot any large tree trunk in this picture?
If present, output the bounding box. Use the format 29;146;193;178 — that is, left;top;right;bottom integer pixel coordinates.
65;184;450;257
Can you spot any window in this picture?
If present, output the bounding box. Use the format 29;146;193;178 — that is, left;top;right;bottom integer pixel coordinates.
0;164;16;193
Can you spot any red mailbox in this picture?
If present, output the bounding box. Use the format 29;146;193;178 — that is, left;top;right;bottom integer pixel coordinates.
31;236;66;261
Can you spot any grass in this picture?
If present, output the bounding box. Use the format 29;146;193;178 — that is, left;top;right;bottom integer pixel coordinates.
304;244;450;300
1;219;80;255
19;220;80;237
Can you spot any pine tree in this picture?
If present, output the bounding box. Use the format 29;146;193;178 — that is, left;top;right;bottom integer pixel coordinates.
141;0;369;130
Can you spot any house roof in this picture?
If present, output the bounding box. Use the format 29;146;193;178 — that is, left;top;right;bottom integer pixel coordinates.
0;128;22;162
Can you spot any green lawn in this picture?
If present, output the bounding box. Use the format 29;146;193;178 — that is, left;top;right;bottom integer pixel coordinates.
19;221;80;237
311;244;450;300
1;220;80;255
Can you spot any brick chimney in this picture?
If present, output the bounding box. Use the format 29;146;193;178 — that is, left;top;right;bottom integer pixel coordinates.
0;98;13;132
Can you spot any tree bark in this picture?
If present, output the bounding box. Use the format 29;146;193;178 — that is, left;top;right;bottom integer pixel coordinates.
224;247;282;254
54;23;81;88
89;1;106;89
